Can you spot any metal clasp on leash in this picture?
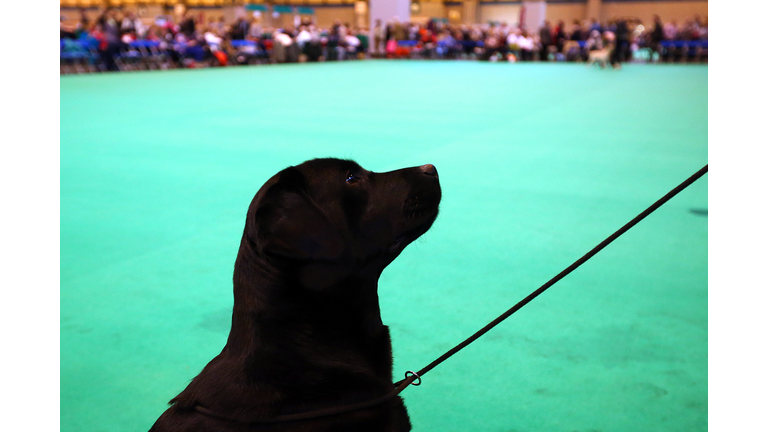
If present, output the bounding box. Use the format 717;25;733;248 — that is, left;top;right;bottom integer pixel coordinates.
405;371;422;386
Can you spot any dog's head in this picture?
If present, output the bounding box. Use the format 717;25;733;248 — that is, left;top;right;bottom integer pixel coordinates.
240;158;441;290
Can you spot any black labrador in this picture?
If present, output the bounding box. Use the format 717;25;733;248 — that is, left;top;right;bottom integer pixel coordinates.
150;158;441;432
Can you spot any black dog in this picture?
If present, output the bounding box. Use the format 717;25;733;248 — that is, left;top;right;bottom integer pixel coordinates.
150;158;441;431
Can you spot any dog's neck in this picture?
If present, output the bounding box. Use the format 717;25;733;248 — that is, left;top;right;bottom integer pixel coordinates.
229;266;386;341
224;246;393;386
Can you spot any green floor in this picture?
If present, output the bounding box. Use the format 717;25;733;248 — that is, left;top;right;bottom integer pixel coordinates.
61;61;707;432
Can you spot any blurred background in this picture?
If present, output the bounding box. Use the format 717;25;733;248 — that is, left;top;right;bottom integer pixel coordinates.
59;1;708;432
59;0;707;71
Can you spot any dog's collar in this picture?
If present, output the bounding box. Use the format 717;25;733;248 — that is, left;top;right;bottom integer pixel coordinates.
192;375;418;424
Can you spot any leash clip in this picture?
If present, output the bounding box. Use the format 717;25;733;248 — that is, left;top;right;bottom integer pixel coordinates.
405;371;422;386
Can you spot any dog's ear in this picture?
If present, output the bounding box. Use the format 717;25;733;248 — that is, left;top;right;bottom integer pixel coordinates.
254;167;345;264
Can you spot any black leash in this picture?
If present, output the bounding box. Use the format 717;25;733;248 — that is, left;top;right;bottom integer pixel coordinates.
195;164;708;423
406;164;709;384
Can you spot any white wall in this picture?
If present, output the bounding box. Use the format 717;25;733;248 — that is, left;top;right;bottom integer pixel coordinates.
522;1;546;33
370;0;411;26
480;4;522;26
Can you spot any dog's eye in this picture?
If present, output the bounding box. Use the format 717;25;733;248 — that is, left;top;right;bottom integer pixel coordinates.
345;173;360;184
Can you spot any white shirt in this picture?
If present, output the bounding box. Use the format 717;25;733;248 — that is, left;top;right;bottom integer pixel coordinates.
296;30;312;48
345;35;360;48
519;36;534;51
274;32;293;46
204;32;222;51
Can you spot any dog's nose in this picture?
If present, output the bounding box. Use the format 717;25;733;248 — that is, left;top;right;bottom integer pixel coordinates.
421;164;438;177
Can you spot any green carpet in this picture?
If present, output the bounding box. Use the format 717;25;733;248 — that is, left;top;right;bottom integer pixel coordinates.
61;61;707;432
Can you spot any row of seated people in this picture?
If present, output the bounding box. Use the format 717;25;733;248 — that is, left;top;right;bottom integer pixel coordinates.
60;27;370;72
61;31;705;74
60;11;707;73
371;16;706;63
60;9;372;72
373;33;705;63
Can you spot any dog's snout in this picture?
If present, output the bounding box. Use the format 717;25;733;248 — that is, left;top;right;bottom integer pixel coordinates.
421;164;438;177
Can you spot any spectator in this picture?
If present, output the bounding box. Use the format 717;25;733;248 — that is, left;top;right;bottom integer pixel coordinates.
356;27;370;54
203;26;223;52
179;10;196;39
248;16;261;39
588;18;602;34
613;17;630;63
506;27;520;52
393;18;406;41
295;25;311;50
680;18;699;41
76;9;91;38
373;19;385;57
344;31;361;58
585;29;603;52
602;30;621;69
650;15;664;59
121;29;136;44
664;19;678;41
302;25;323;62
144;25;162;41
482;29;502;60
570;20;583;41
272;28;294;63
213;16;226;34
554;20;566;52
97;8;122;71
121;10;145;39
436;30;459;59
427;18;437;34
518;29;534;61
499;21;510;38
231;16;249;40
206;16;217;34
539;21;553;61
327;21;341;60
408;22;419;41
61;15;77;39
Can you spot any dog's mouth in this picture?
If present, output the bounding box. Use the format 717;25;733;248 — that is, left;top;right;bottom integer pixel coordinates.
389;199;440;253
403;195;439;220
389;222;431;253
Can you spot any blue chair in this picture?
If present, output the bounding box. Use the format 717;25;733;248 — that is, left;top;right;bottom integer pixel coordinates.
185;44;207;63
436;39;457;58
81;39;103;71
661;40;707;63
460;39;476;57
660;40;681;62
130;40;165;69
230;39;268;65
691;40;707;62
60;39;99;73
116;41;143;71
230;39;255;49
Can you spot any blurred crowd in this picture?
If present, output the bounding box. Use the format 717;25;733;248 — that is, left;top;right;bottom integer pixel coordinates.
60;7;708;72
60;8;373;71
368;14;707;65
